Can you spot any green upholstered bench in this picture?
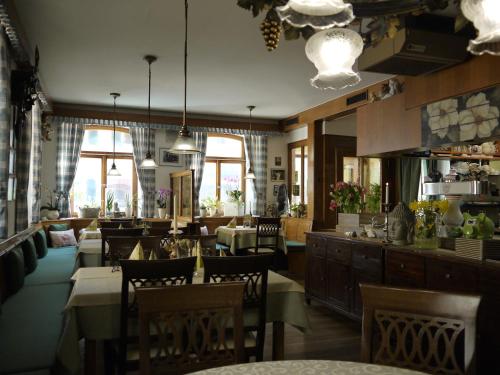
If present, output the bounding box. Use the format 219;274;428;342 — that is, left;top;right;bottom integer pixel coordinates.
0;230;77;374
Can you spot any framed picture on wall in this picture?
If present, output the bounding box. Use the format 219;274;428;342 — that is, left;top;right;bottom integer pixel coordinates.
275;156;282;166
270;168;285;182
159;148;182;166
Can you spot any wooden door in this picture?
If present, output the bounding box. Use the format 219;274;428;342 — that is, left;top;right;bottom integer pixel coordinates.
326;259;351;311
307;254;327;300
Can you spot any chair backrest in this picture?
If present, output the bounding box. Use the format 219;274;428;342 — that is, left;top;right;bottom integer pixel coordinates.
149;220;172;229
100;220;135;228
255;217;280;253
119;257;197;374
360;283;481;375
136;282;245;375
107;235;162;262
100;227;144;266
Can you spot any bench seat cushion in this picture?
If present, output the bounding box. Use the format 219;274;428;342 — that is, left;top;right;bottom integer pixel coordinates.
21;237;38;274
33;229;49;258
4;247;25;296
0;283;71;374
24;246;76;286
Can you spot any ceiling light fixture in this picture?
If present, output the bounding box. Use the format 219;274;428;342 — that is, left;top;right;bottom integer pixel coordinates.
245;105;256;180
140;55;159;169
461;0;500;56
170;0;200;154
108;92;121;176
277;0;354;30
305;28;363;90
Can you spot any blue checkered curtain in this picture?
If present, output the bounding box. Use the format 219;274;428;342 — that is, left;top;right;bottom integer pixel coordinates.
0;32;11;238
244;135;267;215
129;127;156;217
31;101;42;223
56;122;85;217
15;112;33;231
184;132;207;216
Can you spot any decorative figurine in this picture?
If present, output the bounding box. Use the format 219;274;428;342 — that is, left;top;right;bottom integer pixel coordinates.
389;202;415;245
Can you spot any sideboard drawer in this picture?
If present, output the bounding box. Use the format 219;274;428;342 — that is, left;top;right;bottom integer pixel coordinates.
306;236;327;258
386;251;426;288
352;244;383;275
327;240;351;265
426;259;478;293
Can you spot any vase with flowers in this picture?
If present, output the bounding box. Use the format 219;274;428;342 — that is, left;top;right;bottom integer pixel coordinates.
156;188;172;219
329;181;365;230
41;189;66;219
409;200;448;249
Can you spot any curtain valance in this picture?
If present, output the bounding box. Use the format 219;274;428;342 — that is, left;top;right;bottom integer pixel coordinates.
48;116;282;137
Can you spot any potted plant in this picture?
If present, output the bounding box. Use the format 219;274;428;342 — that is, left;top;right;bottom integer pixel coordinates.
364;183;381;214
41;190;66;220
329;181;365;229
200;204;207;217
124;194;132;217
106;191;114;216
290;202;306;218
224;189;244;216
79;202;100;219
202;197;218;217
156;188;172;219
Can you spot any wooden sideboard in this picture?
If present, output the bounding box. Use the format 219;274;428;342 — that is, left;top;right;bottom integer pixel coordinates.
305;232;500;373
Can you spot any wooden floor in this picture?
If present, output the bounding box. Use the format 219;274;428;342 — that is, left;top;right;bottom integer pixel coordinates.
263;301;362;362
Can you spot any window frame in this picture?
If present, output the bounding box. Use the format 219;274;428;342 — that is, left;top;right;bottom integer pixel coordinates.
288;140;307;204
204;134;246;202
70;126;138;214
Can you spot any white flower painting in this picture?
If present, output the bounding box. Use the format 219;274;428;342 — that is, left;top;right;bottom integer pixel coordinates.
422;86;500;147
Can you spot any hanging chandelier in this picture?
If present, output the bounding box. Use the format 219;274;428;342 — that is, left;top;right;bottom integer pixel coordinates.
461;0;500;56
245;105;256;180
140;55;159;169
305;27;363;90
170;0;200;154
107;92;121;176
277;0;354;30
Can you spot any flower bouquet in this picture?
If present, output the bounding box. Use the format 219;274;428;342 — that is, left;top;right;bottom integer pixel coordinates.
329;181;365;214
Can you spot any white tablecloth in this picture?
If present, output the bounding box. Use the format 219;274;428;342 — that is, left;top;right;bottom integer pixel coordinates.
190;360;427;375
76;239;103;267
79;228;101;240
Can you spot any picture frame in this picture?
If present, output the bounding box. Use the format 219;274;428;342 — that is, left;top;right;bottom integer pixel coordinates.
274;156;282;166
270;168;285;182
159;148;182;166
273;185;279;196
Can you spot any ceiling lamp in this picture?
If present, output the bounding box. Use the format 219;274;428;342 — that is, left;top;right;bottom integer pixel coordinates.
305;28;363;90
461;0;500;56
140;55;159;169
170;0;200;154
277;0;354;30
245;105;256;180
107;92;121;176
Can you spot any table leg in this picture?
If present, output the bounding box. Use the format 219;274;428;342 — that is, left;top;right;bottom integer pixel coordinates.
272;321;285;360
84;339;97;375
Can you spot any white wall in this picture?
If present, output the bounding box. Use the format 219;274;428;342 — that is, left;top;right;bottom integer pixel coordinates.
323;114;357;136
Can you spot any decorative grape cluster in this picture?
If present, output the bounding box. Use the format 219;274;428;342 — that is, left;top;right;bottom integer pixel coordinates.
260;19;281;51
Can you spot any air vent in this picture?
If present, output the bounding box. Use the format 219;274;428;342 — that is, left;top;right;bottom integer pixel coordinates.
346;91;368;106
284;116;299;127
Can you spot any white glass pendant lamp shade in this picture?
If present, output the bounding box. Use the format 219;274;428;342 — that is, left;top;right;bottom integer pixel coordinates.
140;151;158;169
170;127;200;154
108;162;121;176
305;28;363;90
461;0;500;55
277;0;354;29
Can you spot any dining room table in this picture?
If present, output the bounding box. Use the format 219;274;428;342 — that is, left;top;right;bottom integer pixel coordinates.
189;360;429;375
215;225;287;255
57;266;310;375
75;238;103;267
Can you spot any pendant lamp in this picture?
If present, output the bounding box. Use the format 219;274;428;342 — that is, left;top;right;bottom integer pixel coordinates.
245;105;256;180
461;0;500;56
305;28;363;90
277;0;354;30
107;92;121;176
170;0;200;154
140;55;159;169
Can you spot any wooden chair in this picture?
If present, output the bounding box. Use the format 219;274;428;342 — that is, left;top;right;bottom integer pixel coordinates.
107;235;163;263
202;254;273;362
136;282;246;375
145;227;171;248
282;217;313;277
100;227;144;266
253;217;280;255
118;257;197;375
100;220;135;229
360;283;481;375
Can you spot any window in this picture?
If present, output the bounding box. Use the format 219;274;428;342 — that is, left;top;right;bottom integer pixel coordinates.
70;127;138;215
288;140;308;205
199;135;245;206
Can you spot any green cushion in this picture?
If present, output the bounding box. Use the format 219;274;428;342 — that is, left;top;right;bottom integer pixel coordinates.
286;240;306;247
0;283;71;374
33;230;48;258
48;224;69;232
21;238;38;274
4;247;25;296
25;247;76;286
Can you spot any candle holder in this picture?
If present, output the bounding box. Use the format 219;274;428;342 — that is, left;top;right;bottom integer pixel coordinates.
382;202;392;243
